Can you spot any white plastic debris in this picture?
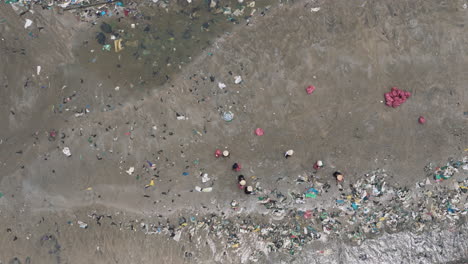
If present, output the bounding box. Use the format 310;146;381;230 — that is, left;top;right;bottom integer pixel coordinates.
311;7;321;12
176;116;187;120
222;111;234;122
210;0;217;8
24;19;33;29
62;147;71;157
234;76;242;84
202;187;213;192
115;86;120;91
77;221;88;229
218;82;226;89
173;230;182;241
201;173;210;183
36;66;41;75
195;186;212;192
126;167;135;175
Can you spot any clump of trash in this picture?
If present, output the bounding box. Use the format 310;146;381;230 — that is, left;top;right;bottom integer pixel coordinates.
71;157;467;261
384;87;411;108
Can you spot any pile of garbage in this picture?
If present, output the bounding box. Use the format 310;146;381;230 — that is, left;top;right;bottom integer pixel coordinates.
79;157;467;258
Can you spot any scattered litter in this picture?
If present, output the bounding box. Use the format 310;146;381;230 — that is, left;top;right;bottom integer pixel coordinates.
311;7;320;12
195;186;213;192
24;19;33;29
255;128;264;136
285;149;294;158
114;39;123;52
218;82;227;89
126;167;135;175
145;179;155;188
77;221;88;229
201;173;210;183
222;111;234;122
418;116;426;124
36;65;41;76
314;160;324;170
62;147;71;157
234;76;242;84
384;87;411;108
306;85;316;94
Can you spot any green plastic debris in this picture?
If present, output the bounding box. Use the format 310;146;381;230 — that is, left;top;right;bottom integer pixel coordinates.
0;192;3;198
102;44;111;51
305;193;317;198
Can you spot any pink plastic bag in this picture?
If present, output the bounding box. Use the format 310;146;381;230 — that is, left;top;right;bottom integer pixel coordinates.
306;85;316;94
255;128;264;136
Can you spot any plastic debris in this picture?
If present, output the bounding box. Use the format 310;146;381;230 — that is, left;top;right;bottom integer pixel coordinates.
285;149;294;158
255;128;264;136
62;147;71;157
222;111;234;122
306;85;316;94
145;180;155;188
234;75;242;84
114;39;123;52
418;116;426;124
24;19;33;29
384;87;411;108
77;221;88;229
218;82;227;89
195;186;212;192
201;173;210;183
314;160;324;170
126;167;135;175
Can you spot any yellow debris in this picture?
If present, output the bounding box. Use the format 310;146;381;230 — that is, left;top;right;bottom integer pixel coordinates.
114;39;123;52
145;179;155;188
379;217;386;222
85;187;92;191
231;243;239;248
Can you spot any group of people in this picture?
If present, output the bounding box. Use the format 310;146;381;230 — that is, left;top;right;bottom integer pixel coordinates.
217;149;345;195
232;163;254;194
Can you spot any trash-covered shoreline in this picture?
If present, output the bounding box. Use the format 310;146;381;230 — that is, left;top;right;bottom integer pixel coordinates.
1;0;468;263
59;159;467;262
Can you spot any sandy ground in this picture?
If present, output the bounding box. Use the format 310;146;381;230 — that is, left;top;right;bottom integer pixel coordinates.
0;0;467;263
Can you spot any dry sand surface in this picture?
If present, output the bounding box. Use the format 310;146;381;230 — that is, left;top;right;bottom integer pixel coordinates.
0;0;467;263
